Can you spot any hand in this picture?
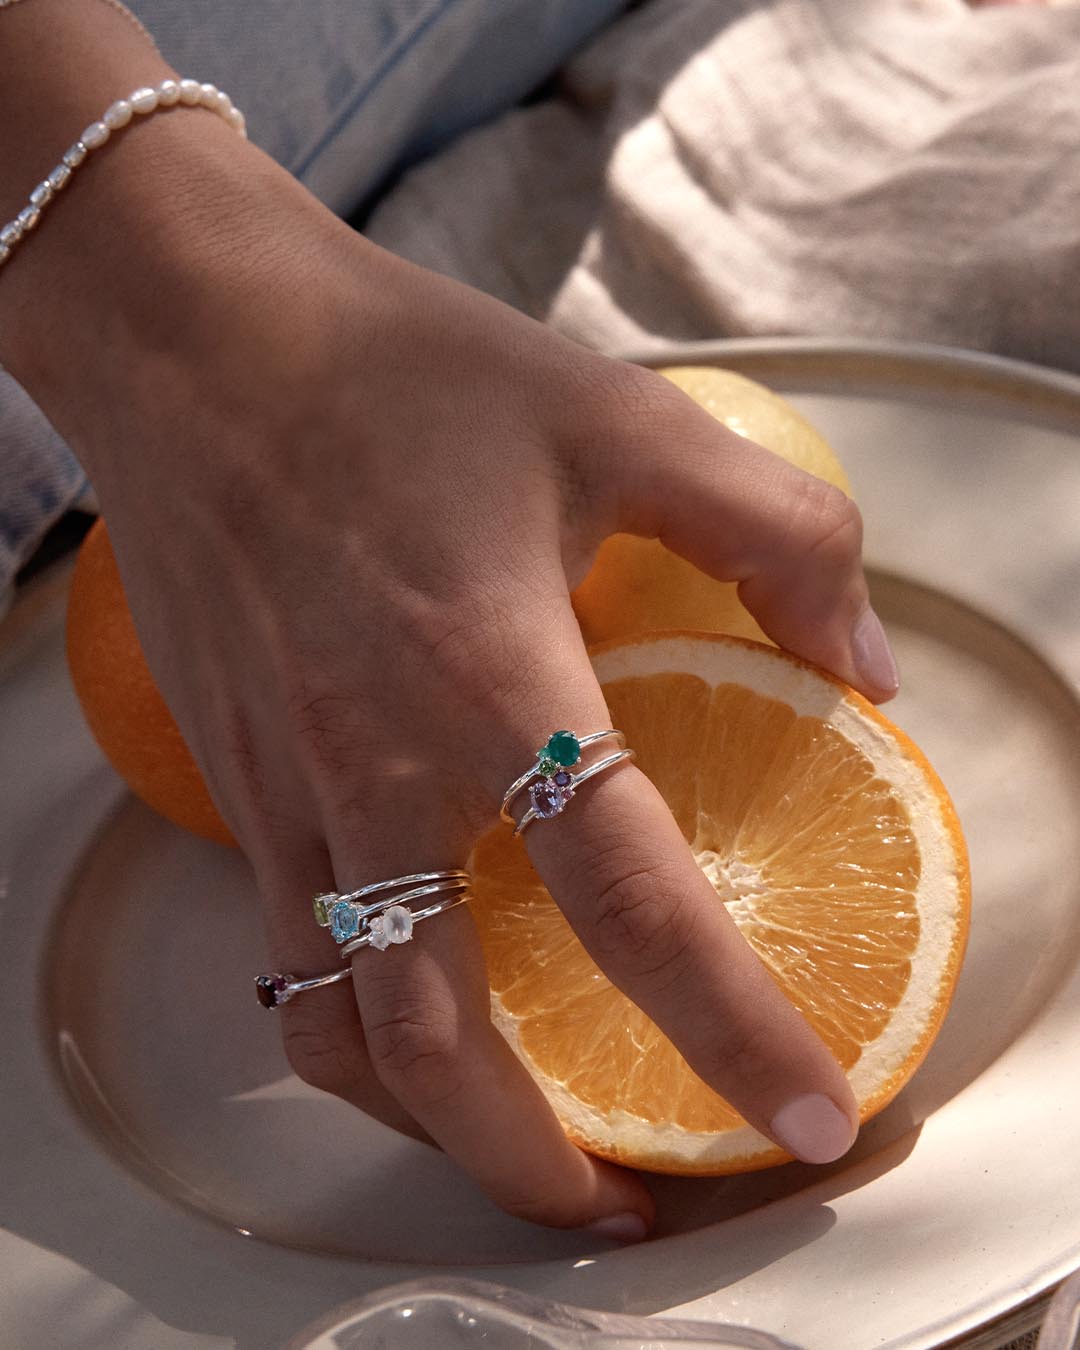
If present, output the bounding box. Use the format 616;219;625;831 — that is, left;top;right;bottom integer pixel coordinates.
3;111;898;1239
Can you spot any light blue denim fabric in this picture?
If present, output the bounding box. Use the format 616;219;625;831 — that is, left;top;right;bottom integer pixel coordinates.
0;0;630;614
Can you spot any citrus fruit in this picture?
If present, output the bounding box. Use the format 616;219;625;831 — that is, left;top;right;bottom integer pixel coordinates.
66;518;234;846
469;631;970;1175
571;366;852;646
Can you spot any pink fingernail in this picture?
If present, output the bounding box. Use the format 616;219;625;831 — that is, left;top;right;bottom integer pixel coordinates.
851;606;900;696
582;1211;649;1243
770;1094;857;1164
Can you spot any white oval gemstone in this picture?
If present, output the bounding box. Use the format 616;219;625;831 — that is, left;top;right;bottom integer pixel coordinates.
157;79;181;106
383;905;414;945
178;78;202;106
198;82;220;108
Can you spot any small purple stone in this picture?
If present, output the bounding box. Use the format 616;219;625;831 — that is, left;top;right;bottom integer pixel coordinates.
553;770;573;788
530;779;567;819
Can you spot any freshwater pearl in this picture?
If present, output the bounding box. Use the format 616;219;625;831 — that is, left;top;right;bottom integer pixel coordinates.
81;121;109;150
103;99;133;130
157;79;181;107
16;205;39;232
178;78;202;106
62;143;87;168
129;86;159;114
47;164;72;191
29;182;52;208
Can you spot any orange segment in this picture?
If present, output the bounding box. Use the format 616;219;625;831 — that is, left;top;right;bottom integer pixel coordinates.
471;632;970;1175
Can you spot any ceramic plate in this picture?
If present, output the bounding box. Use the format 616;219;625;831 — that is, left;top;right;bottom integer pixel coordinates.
3;340;1079;1349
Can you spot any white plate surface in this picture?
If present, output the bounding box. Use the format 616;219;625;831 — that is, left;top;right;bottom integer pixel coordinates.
3;339;1079;1349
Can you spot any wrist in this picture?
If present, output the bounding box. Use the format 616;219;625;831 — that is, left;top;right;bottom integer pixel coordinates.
0;98;378;493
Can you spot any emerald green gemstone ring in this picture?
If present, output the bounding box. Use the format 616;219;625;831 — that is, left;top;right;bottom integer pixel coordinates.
499;729;631;829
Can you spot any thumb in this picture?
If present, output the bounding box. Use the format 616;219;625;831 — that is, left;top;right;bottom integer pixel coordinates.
591;366;900;703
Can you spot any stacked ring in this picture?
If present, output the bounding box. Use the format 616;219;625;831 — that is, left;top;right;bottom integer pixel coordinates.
338;887;472;959
314;869;471;951
500;729;634;835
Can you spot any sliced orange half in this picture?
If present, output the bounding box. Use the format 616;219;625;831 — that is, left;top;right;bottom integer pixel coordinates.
468;632;970;1175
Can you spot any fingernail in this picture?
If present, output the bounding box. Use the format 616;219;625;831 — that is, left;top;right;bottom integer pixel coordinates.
582;1211;650;1243
851;606;900;696
770;1094;857;1164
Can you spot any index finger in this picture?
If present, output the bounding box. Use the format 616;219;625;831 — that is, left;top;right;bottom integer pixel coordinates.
485;644;859;1167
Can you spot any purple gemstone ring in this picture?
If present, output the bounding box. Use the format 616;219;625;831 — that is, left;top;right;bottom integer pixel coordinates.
513;747;635;835
499;729;628;827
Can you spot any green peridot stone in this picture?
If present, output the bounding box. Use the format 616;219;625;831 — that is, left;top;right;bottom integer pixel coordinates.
544;730;581;767
313;894;332;926
537;756;558;777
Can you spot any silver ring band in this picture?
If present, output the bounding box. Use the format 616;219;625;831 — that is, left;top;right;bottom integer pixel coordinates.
338;887;472;959
513;747;635;836
499;729;625;824
321;868;469;908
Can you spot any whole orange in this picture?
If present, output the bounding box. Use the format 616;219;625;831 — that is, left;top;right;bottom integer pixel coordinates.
66;518;235;846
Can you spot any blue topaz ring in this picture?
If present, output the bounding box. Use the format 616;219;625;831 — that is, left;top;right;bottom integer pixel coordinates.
500;729;633;835
313;869;471;949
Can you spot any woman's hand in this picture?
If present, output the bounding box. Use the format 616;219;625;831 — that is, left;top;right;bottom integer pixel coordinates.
2;105;898;1239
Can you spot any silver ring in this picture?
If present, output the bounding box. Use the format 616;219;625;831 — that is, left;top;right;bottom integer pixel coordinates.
255;967;352;1009
338;887;472;959
512;748;635;835
499;729;626;825
314;870;469;945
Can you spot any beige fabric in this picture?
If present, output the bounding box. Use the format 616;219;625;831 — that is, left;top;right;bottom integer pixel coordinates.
366;0;1080;372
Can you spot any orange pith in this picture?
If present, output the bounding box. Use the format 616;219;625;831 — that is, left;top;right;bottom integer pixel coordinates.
470;633;969;1174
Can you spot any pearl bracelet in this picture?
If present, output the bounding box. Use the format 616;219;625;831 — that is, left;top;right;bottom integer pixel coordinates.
0;78;246;272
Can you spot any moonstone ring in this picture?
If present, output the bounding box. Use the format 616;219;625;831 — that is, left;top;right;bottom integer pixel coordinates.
500;729;633;835
337;887;472;960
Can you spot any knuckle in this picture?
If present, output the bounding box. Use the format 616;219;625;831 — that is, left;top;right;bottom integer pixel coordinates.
792;479;864;569
708;1014;780;1095
283;1017;368;1099
364;1002;465;1106
577;846;698;988
593;362;682;457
